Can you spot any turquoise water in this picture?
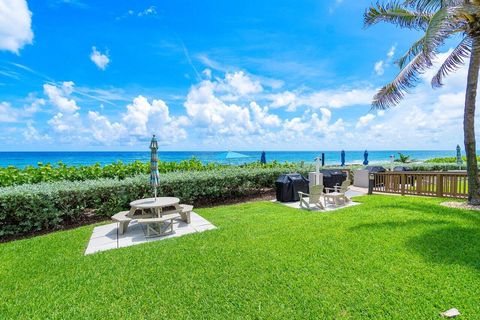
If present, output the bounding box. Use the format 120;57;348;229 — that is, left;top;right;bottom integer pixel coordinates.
0;150;458;168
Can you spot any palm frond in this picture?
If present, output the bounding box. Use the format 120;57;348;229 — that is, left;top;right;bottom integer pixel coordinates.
372;53;433;110
423;7;453;54
423;3;477;54
403;0;464;12
396;36;425;69
364;2;432;30
432;37;471;88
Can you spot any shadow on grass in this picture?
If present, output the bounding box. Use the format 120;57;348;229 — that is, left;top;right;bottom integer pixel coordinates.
407;226;480;270
368;201;480;225
351;198;480;270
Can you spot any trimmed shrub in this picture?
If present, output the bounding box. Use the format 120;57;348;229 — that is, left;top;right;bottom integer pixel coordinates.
424;156;479;163
0;159;300;187
0;166;311;237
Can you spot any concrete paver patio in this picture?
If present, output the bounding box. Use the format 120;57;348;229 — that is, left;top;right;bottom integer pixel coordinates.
85;212;215;255
274;187;367;211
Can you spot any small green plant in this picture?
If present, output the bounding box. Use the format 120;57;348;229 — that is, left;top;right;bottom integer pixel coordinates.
395;153;410;163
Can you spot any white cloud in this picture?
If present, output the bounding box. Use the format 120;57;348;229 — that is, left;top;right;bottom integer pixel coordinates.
117;6;158;20
387;45;396;59
268;91;297;110
23;123;51;142
88;111;126;143
0;102;18;122
183;71;348;145
185;79;253;135
48;112;81;132
356;113;376;128
299;87;376;109
122;95;188;143
224;71;262;96
374;61;385;76
0;0;33;53
249;102;281;128
90;47;110;70
267;86;376;111
352;49;472;149
24;98;45;114
43;81;80;113
374;45;396;76
138;6;157;17
277;108;344;145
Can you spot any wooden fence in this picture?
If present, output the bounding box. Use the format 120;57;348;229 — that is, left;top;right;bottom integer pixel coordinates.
373;171;469;199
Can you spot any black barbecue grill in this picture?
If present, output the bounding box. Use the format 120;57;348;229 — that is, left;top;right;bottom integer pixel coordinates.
275;173;309;202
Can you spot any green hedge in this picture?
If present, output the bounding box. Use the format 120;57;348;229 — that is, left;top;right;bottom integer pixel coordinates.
0;159;222;187
0;166;310;237
424;156;480;164
0;159;300;187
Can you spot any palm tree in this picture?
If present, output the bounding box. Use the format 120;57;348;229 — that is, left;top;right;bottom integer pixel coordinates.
364;0;480;204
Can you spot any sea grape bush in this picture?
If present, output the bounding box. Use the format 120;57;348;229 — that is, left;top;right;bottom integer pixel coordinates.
0;166;310;237
0;158;299;187
424;156;480;164
0;156;466;189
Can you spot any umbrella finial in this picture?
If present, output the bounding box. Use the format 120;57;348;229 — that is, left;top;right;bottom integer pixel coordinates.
150;134;158;150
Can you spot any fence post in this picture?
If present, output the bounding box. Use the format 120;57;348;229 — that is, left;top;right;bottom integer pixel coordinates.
417;175;422;195
400;173;405;196
368;173;374;195
437;174;443;197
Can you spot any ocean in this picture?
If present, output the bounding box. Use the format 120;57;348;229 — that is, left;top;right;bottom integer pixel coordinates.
0;150;458;168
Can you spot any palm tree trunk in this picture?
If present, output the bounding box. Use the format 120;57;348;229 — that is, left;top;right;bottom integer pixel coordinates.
464;37;480;205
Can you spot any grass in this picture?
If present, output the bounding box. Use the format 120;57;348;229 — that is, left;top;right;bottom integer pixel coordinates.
1;195;479;319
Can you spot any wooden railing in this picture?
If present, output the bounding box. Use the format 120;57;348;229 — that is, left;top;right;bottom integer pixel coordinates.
373;171;469;198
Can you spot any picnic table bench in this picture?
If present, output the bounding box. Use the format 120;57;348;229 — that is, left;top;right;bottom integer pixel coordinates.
111;198;194;236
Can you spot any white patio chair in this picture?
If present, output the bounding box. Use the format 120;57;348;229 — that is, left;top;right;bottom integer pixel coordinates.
298;184;325;210
324;180;351;206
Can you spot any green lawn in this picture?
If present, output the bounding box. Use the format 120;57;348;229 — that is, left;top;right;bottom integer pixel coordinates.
1;195;479;319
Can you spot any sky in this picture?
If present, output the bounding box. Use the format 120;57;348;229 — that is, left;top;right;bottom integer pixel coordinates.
0;0;472;151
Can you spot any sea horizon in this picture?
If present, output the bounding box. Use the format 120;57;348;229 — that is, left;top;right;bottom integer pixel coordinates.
0;150;460;168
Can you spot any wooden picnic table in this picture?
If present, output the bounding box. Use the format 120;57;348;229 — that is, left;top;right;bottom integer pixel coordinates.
128;197;181;218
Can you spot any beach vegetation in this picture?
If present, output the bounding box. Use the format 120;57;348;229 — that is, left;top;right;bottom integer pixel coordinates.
425;155;480;163
395;153;411;163
0;158;297;188
0;167;306;237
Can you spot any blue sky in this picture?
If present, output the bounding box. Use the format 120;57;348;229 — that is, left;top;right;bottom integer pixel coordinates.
0;0;469;151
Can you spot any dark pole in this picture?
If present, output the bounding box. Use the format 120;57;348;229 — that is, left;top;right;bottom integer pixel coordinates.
321;153;325;166
368;173;375;195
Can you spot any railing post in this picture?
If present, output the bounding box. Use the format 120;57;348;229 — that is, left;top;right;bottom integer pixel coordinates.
368;173;374;195
417;175;422;195
400;173;405;196
437;173;443;197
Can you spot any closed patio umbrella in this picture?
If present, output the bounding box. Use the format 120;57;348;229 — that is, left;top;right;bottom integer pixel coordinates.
260;151;266;164
341;150;345;166
363;150;369;165
149;134;160;199
315;156;321;175
456;144;463;168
